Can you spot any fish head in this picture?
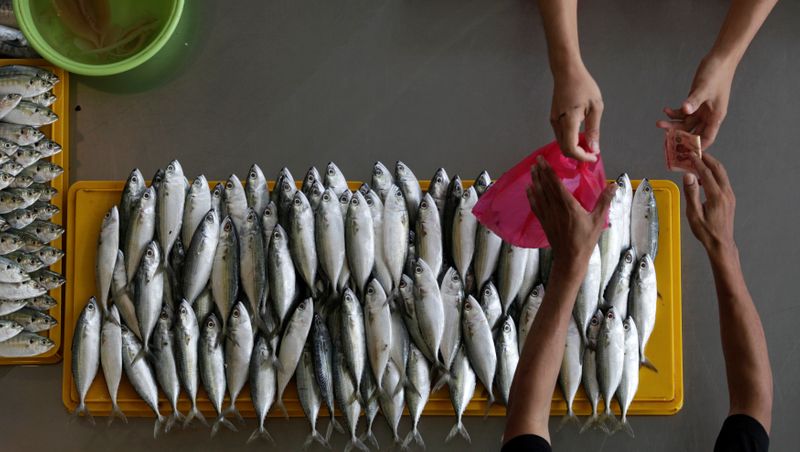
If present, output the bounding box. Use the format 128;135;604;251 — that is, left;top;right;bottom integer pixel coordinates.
262;201;278;228
372;161;392;187
191;174;209;193
142;241;162;269
151;168;165;188
635;254;655;284
461;186;478;206
29;334;55;353
602;306;623;333
0;139;17;155
394;161;410;179
229;301;251;328
587;309;604;347
0;93;21;108
278;167;294;184
616;173;632;195
441;267;463;295
342;289;357;306
102;205;119;229
0;173;13;184
224;174;243;195
501;315;516;340
203;208;220;228
28;76;52;93
291;190;311;214
398;274;414;302
365;278;386;303
311;312;326;333
325;161;343;180
431;167;449;190
418;193;436;216
0;233;21;248
348;190;366;212
202;313;221;340
463;295;481;319
165;160;184;178
177;299;196;325
247;164;265;186
385;185;405;210
474;170;491;191
338;190;352;209
140;187;156;211
220;216;236;239
481;280;500;304
212;183;224;201
82;296;101;324
304;166;321;187
0;320;23;335
620;247;636;274
36;139;60;155
270;223;286;244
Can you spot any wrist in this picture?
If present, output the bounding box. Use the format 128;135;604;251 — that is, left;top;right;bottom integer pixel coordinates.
702;49;740;74
549;50;585;78
706;239;739;264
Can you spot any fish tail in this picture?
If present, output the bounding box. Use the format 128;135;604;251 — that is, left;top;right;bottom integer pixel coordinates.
304;427;330;450
600;409;618;434
224;402;245;424
247;424;276;445
165;408;184;433
431;369;452;392
70;401;95;426
620;415;635;438
344;435;369;452
107;402;128;426
210;413;238;437
641;356;658;373
579;413;599;434
184;403;208;428
557;407;580;431
275;398;289;419
359;428;380;451
482;392;495;418
445;419;471;443
325;413;344;441
401;426;425;450
153;414;165;439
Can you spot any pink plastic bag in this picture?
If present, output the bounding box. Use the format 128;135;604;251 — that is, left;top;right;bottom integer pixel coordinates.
472;135;606;248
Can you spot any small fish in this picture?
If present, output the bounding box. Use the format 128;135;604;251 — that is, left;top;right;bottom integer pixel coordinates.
440;267;464;372
558;317;583;429
152;308;183;432
597;307;625;432
224;302;254;423
2;101;57;126
631;254;658;371
238;208;265;321
174;300;207;427
248;335;277;444
446;345;474;443
631;179;659;260
0;277;45;300
323;162;349;196
0;307;56;332
479;281;503;332
245;164;269;216
340;289;367;395
124;187;156;283
18;161;63;183
602;247;635;319
473;223;502;292
100;305;128;425
275;298;314;416
364;279;391;389
599;174;633;294
461;295;496;409
574;244;601;345
310;312;342;439
288;191;318;294
412;258;445;368
199;314;236;436
95;206;119;314
580;309;604;433
345;191;374;295
497;242;529;314
71;298;101;424
211;217;238;330
415;193;443;277
22;294;56;311
315;188;346;294
296;341;327;448
267;224;295;330
182;210;219;304
383;185;409;291
156;160;187;260
371;161;394;202
133;241;164;357
120;326;166;437
496;315;520;407
0;317;22;341
0;330;54;356
181;175;211;247
616;317;640;437
452;186;478;282
119;169;145;243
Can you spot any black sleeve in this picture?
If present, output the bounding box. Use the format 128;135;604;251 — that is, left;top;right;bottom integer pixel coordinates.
501;434;552;452
714;414;769;452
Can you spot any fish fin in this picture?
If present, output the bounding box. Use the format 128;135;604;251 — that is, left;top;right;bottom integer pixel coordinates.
224;403;245;424
641;356;658;373
344;436;369;452
326;414;344;441
304;428;330;450
247;425;276;445
70;401;95;426
165;409;184;433
401;427;425;450
445;419;471;443
153;415;165;439
482;392;495;418
184;404;208;428
600;410;618;434
210;413;238;437
359;429;380;450
431;370;451;392
275;398;289;419
620;416;635;438
579;413;599;434
105;312;121;327
557;409;580;431
107;402;128;426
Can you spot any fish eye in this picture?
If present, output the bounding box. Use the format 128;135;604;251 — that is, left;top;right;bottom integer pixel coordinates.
351;198;359;206
87;303;94;310
226;181;233;189
365;198;373;206
420;201;427;209
464;303;472;311
623;322;630;331
233;309;240;318
224;222;232;232
608;311;615;319
160;311;168;320
29;338;34;344
327;167;334;175
503;323;511;332
273;230;280;238
414;266;422;274
299;302;306;310
436;176;442;183
640;260;647;269
625;253;633;263
247;212;255;221
293;198;301;206
180;307;187;315
322;193;330;201
264;208;272;216
367;286;374;295
591;317;599;325
146;249;153;257
375;168;382;176
451;273;459;282
399;279;407;289
207;319;214;328
167;164;174;172
143;192;150;200
645;186;651;193
395;190;402;198
250;171;257;179
283;182;291;191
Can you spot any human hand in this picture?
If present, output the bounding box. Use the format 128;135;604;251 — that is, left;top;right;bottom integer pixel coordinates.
683;152;736;254
657;55;736;150
550;64;603;162
526;156;616;263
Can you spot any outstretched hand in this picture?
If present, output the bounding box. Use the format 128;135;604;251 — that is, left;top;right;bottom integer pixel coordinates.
526;156;616;262
550;65;603;162
683;151;736;255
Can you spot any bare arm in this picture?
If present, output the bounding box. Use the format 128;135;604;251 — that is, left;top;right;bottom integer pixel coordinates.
503;157;615;444
683;152;773;432
657;0;778;148
537;0;603;162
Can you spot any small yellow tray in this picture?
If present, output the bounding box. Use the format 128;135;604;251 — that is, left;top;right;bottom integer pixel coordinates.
0;59;69;366
63;178;682;417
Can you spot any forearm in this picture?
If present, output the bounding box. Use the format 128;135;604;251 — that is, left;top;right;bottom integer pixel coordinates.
504;259;587;442
537;0;583;76
708;243;773;432
706;0;778;66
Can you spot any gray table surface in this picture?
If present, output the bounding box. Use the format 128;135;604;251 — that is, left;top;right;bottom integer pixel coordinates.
2;0;799;450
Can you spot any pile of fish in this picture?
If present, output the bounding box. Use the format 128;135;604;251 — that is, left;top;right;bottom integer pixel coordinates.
0;1;39;59
71;161;658;446
0;65;64;358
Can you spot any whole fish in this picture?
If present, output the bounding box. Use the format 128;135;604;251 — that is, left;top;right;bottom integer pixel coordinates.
199;313;236;436
181;175;211;247
3;100;57;126
479;281;503;331
371;161;394;202
21;219;64;243
0;330;54;356
275;298;314;416
1;307;56;331
359;366;381;450
238;208;265;319
210;183;227;220
574;244;601;345
211;217;238;330
0;66;58;84
452;186;478;282
302;166;322;196
616;317;640;437
631;254;657;371
223;175;248;235
340;289;367;392
275;175;297;230
71;297;101;424
296;342;328;448
174;300;207;427
0;75;51;97
473;170;492;196
497;242;529;314
120;327;165;437
383;185;409;290
365;189;392;294
29;139;61;158
403;342;431;450
315;188;346;293
310;312;342;438
364;279;392;387
558;317;583;428
395;161;421;225
152;308;183;432
0;318;22;341
134;241;163;357
156;160;186;260
446;345;474;443
412;258;445;367
182;209;219;304
461;295;496;408
119;169;146;246
580;309;604;433
289;191;318;294
602;247;635;319
248;335;277;444
110;250;140;339
378;360;405;446
245;164;269;216
0;123;43;145
267;224;296;330
631;178;659;260
332;344;367;452
95;206;118;314
345;191;374;295
473;223;502;292
415;193;443;278
427;167;450;224
399;275;435;363
23;294;57;311
30;202;60;221
323;162;349;196
599;174;632;294
440;267;464;372
224;302;254;422
597;307;625;432
496;315;520;407
124;187;156;282
25;91;57;108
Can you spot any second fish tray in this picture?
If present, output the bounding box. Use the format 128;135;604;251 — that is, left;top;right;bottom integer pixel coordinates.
63;179;682;417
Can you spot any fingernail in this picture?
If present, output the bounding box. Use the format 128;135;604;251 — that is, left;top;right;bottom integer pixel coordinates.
684;173;697;185
589;140;600;154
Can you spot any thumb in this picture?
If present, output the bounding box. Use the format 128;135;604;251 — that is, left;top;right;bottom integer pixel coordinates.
591;182;617;225
682;90;706;115
683;172;703;224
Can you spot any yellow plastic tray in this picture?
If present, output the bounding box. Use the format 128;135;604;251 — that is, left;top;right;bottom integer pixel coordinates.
63;178;682;417
0;59;69;366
